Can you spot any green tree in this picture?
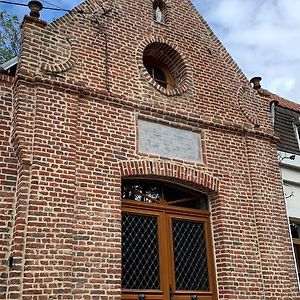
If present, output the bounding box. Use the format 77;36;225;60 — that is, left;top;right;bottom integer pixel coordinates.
0;11;21;64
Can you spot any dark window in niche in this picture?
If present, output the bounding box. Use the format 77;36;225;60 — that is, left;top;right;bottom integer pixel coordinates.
291;222;300;239
143;56;175;90
153;0;167;24
145;64;167;88
290;219;300;283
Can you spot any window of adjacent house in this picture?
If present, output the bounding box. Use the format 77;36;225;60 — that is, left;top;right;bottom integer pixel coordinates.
121;179;217;300
290;220;300;280
293;120;300;151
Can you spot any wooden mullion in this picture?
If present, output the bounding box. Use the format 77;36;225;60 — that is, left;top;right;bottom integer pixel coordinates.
122;199;210;218
166;214;176;299
167;197;198;205
159;212;170;300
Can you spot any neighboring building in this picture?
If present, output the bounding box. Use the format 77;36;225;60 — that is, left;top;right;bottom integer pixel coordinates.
0;1;299;299
271;94;300;279
0;57;18;77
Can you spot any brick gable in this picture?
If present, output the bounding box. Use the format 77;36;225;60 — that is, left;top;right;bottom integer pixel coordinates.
0;0;299;299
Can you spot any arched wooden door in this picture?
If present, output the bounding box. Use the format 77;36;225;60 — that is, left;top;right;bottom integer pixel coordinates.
121;180;217;300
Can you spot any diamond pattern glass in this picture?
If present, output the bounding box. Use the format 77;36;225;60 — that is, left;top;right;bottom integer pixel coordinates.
172;220;209;291
122;213;160;290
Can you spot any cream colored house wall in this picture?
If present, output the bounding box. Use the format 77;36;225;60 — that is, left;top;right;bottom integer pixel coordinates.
279;151;300;218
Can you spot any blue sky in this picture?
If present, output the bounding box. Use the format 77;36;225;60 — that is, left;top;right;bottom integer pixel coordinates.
1;0;299;104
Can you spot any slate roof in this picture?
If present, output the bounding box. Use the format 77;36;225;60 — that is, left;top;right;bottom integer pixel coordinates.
271;94;300;155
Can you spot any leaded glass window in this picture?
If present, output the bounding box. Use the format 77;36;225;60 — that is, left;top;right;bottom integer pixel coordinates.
172;220;209;291
122;213;160;289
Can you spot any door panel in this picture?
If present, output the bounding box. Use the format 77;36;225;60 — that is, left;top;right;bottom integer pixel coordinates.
122;194;217;300
122;213;160;290
122;209;169;300
167;214;216;300
171;219;209;291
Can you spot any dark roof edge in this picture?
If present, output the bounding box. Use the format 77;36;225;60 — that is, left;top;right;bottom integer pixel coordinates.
0;56;18;71
260;89;300;114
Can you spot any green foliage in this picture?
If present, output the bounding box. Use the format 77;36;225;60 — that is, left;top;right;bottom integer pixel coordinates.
0;11;21;64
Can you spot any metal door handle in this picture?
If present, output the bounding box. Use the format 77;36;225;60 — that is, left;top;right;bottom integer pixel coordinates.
138;293;145;300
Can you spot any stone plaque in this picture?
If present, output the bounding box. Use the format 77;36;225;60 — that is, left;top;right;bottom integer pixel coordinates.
138;120;201;162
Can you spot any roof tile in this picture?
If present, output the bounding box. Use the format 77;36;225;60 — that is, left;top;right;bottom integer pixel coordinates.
269;93;300;113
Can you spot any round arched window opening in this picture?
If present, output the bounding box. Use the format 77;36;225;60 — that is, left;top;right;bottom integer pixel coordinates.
142;42;188;95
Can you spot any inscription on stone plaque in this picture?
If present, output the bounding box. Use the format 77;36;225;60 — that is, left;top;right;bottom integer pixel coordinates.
138;120;201;162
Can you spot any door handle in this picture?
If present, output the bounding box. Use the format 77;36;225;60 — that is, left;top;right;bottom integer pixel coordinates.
191;295;198;300
138;293;145;300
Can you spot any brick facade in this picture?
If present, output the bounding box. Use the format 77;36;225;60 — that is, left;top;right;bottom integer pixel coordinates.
0;0;299;299
0;75;18;299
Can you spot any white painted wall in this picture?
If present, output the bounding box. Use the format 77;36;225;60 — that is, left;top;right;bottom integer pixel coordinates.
279;151;300;218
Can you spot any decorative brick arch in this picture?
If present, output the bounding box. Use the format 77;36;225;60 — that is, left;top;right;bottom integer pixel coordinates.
119;160;220;195
237;83;261;127
41;37;77;74
136;36;191;96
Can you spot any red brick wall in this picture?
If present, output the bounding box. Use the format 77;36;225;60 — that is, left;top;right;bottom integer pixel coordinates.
0;75;17;299
1;0;299;299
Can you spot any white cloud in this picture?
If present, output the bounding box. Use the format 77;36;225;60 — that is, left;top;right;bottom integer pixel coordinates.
270;77;295;94
194;0;300;103
284;78;295;92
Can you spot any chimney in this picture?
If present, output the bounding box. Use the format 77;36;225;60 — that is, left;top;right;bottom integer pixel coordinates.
250;76;262;90
28;1;43;19
21;1;46;28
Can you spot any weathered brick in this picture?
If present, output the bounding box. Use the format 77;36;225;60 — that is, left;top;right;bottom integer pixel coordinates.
0;0;298;299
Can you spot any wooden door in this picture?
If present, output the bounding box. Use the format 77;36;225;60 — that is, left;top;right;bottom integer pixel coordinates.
121;180;217;300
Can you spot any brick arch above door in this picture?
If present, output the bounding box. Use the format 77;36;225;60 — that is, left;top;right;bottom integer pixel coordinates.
119;159;220;195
